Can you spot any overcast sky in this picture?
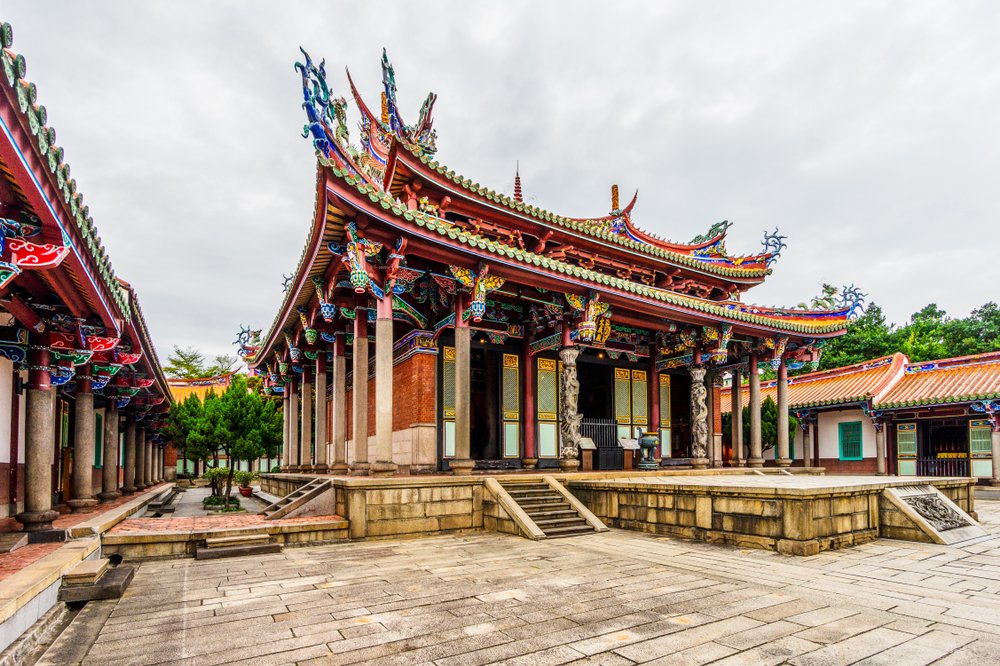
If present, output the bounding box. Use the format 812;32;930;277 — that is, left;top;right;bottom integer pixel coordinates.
4;2;999;364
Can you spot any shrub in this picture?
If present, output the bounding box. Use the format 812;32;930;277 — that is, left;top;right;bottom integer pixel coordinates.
270;465;282;473
235;470;257;488
202;495;240;508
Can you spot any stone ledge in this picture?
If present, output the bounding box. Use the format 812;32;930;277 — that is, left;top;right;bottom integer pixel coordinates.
0;538;99;626
67;485;174;539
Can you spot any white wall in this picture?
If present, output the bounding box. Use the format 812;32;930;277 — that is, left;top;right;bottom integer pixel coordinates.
817;408;876;459
0;357;11;464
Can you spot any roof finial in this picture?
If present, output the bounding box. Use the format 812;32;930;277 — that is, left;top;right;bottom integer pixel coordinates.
611;184;620;212
514;162;523;202
380;92;389;126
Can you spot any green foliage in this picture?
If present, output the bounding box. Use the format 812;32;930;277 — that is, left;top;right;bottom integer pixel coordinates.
818;301;1000;371
721;396;797;457
235;470;257;488
168;376;283;501
202;494;240;508
271;465;282;473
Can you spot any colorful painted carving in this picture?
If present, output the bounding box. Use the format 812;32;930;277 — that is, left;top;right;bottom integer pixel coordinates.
298;307;318;345
449;263;505;323
342;222;383;296
8;238;69;268
234;325;262;361
563;291;611;344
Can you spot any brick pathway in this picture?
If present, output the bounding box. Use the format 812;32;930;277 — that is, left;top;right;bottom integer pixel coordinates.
50;500;1000;665
0;483;170;581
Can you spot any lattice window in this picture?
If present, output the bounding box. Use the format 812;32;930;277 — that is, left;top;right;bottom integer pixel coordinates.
502;354;519;420
537;358;558;421
631;370;648;426
614;368;631;424
659;374;671;428
970;420;992;456
502;354;520;458
897;423;917;457
839;421;863;460
442;346;456;419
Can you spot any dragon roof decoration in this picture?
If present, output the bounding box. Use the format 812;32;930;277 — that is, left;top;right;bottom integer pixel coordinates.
293;47;788;280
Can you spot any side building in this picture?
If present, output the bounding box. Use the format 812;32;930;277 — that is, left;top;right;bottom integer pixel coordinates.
721;351;1000;482
248;49;860;476
0;21;171;528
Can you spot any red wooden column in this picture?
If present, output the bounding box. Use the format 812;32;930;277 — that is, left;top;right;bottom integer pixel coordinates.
649;344;661;460
521;336;537;469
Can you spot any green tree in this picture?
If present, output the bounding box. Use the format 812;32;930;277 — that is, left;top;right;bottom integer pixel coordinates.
164;394;203;476
818;303;894;370
164;346;240;379
891;304;949;362
164;346;208;379
721;396;797;459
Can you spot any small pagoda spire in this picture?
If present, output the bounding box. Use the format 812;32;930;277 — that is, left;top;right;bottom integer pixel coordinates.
611;184;620;212
514;162;523;202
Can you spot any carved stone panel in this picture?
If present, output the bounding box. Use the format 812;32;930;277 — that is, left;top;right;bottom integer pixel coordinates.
690;366;708;460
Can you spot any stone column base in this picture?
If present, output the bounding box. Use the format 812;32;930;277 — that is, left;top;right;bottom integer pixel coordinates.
98;491;120;503
312;464;329;474
776;458;792;467
521;458;538;470
690;457;710;469
449;458;475;476
370;461;398;477
135;483;148;492
67;498;99;513
328;462;349;475
559;458;580;473
349;462;370;476
16;510;59;531
121;486;136;496
747;458;765;468
286;466;302;473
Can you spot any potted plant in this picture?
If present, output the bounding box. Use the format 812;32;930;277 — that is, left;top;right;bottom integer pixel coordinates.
235;470;257;497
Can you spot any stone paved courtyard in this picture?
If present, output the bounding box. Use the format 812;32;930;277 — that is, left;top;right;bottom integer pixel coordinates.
39;500;1000;665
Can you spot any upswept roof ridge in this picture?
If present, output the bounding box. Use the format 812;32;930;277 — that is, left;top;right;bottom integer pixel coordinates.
321;157;851;335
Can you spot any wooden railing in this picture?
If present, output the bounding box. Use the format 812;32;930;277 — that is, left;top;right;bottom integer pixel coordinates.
915;457;970;477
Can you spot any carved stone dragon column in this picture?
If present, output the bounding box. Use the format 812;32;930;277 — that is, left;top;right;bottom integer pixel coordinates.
690;366;710;469
558;346;582;473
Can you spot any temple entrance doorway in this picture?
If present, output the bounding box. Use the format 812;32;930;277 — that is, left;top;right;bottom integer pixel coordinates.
470;346;501;461
577;357;614;422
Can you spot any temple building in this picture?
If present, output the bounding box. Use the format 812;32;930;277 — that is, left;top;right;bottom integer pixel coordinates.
722;351;1000;481
0;22;171;527
248;49;861;476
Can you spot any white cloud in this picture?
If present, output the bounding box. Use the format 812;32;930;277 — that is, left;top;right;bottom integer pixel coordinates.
5;0;999;361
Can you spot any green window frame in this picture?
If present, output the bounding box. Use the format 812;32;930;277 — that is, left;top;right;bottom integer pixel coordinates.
94;411;104;468
839;421;863;460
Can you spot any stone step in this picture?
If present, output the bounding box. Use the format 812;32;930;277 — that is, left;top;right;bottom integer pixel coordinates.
195;542;282;560
533;516;587;527
500;483;549;491
59;565;135;603
518;499;568;509
0;532;27;554
543;524;596;537
63;558;109;586
523;509;577;519
205;534;273;549
506;488;556;495
509;493;564;503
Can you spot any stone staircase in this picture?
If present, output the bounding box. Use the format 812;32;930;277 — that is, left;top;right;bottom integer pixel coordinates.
195;534;281;560
498;480;600;538
260;478;333;520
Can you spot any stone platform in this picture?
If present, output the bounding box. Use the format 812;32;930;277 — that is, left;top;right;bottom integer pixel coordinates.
567;474;977;556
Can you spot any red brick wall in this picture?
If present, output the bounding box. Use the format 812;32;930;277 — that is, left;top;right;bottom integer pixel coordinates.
815;457;877;474
345;353;437;440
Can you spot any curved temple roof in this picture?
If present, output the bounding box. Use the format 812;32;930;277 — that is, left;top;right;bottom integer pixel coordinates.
721;354;907;412
332;49;781;280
